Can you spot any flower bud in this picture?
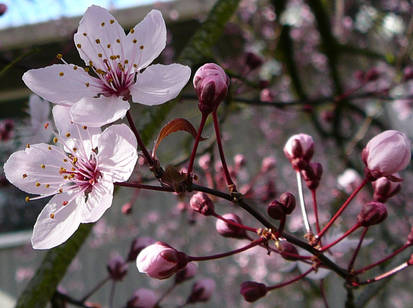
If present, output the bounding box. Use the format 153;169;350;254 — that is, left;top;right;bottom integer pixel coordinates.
357;202;388;227
267;200;285;220
107;255;128;281
260;88;274;102
362;130;411;179
406;226;413;245
198;153;211;170
245;52;263;70
234;154;246;169
284;134;314;170
189;192;215;216
187;278;216;303
136;242;188;280
261;156;276;173
372;176;401;202
127;237;156;262
301;162;323;190
175;262;197;284
240;281;267;302
279;241;299;261
215;213;247;239
279;192;296;215
126;288;157;308
0;4;6;16
193;63;229;115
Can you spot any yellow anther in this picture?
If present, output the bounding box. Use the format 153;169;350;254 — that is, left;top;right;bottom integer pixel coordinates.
41;164;45;169
59;72;64;77
130;28;135;33
107;44;111;48
22;174;27;178
73;66;78;70
26;144;30;148
72;157;78;164
101;22;105;27
59;167;66;173
53;137;58;143
63;175;68;180
56;53;63;59
65;132;71;137
110;55;116;60
140;45;144;50
77;43;81;48
50;213;55;219
133;64;137;68
95;39;100;44
35;182;40;187
110;19;114;24
48;146;52;150
133;39;137;44
85;82;90;87
63;158;68;162
71;167;76;171
62;201;68;206
116;39;120;43
83;32;87;36
44;122;49;129
58;188;63;193
84;67;89;72
98;53;102;58
124;60;128;64
73;147;77;152
25;196;30;202
82;125;87;130
45;184;50;188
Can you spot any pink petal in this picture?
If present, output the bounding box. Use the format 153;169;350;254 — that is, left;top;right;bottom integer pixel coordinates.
97;124;138;182
70;96;130;127
4;144;72;195
31;191;84;249
130;64;191;106
74;5;127;70
126;10;166;70
81;177;113;223
22;64;98;106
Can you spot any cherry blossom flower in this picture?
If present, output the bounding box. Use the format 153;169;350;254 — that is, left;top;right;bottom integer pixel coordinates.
4;106;138;249
22;5;191;127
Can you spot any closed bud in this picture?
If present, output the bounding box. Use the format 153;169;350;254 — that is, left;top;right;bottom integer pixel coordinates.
189;192;215;216
245;52;263;70
357;202;388;227
187;278;216;303
126;288;157;308
198;153;211;170
362;130;411;179
260;88;274;102
267;200;285;220
193;63;229;115
372;176;401;202
216;213;247;239
127;237;155;262
136;242;188;280
107;255;128;281
0;4;6;16
261;156;276;173
302;162;323;190
175;262;197;284
284;134;314;170
279;241;299;261
240;281;267;302
234;154;246;169
279;192;296;215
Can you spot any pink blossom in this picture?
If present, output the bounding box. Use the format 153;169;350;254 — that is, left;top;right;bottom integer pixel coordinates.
372;176;401;202
136;242;187;279
362;130;411;178
126;288;157;308
187;278;216;303
240;281;267;302
284;133;314;170
4;106;138;249
215;213;247;239
22;5;191;127
189;192;215;216
337;169;362;194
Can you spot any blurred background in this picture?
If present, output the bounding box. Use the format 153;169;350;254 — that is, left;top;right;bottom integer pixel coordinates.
1;0;413;307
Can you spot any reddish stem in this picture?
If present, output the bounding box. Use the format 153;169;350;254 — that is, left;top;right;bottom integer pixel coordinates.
347;227;368;271
355;244;410;274
317;177;368;239
115;181;174;192
213;213;258;233
126;111;154;167
320;223;361;252
311;189;321;234
355;262;410;286
266;268;313;290
187;238;265;261
212;111;235;189
187;114;208;175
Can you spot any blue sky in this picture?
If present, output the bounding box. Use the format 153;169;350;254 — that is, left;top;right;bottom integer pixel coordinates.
0;0;171;29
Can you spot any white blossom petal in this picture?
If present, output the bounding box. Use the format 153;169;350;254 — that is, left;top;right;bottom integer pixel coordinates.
126;10;166;70
81;177;113;223
130;64;191;106
70;96;130;127
74;5;127;70
97;124;138;182
31;191;84;249
22;64;99;106
29;95;50;129
4;144;73;195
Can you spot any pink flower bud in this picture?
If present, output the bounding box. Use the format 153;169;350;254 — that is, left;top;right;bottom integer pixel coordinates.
301;162;323;190
284;134;314;170
189;192;215;216
122;202;133;215
234;154;246;169
215;213;247;239
279;192;296;215
279;241;299;261
372;176;401;202
175;262;197;284
193;63;229;115
267;200;285;220
0;4;6;17
198;153;211;170
187;278;216;303
127;237;156;262
362;130;411;179
126;288;157;308
245;52;263;70
240;281;267;302
357;202;388;227
260;88;274;102
261;156;276;173
107;255;128;281
136;242;188;279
